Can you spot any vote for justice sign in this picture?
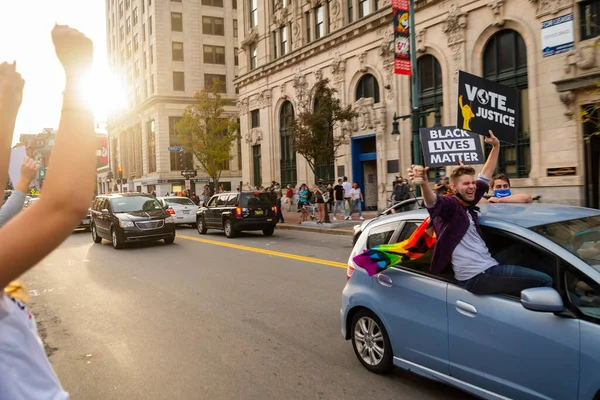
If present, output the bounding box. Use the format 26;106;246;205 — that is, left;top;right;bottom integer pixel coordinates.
456;71;520;144
420;126;485;168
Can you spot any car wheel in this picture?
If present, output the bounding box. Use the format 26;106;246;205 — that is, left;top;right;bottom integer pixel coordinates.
197;217;208;234
262;226;275;236
164;235;175;244
351;309;393;374
223;219;237;238
91;223;102;243
111;228;124;249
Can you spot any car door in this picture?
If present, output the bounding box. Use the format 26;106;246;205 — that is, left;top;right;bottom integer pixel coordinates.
204;196;218;227
447;235;580;400
96;198;112;237
370;220;450;375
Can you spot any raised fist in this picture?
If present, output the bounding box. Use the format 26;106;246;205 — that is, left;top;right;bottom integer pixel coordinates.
51;25;93;78
0;62;25;117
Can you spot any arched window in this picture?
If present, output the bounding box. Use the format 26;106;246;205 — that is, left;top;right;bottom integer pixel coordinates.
416;55;443;176
356;73;380;103
483;29;530;178
279;101;297;187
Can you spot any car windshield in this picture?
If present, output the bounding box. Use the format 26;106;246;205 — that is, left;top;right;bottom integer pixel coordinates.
531;216;600;270
111;196;163;213
165;198;195;206
240;193;273;208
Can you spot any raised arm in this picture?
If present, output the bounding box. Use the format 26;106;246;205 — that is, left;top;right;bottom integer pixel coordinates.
489;193;533;204
408;165;436;206
0;26;96;290
0;157;39;226
480;130;501;179
0;62;25;192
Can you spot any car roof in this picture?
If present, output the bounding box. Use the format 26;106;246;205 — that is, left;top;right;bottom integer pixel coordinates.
369;203;600;229
98;193;154;198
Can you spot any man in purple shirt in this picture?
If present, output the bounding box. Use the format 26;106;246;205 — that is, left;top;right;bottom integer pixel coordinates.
409;130;552;296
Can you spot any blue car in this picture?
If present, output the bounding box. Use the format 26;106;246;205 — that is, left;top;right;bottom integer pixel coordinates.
342;203;600;400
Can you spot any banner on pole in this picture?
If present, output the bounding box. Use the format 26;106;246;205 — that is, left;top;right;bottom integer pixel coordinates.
393;0;411;75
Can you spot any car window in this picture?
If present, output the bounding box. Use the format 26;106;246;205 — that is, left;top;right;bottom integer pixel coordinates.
110;196;162;212
207;196;218;207
216;195;228;206
240;192;273;208
166;198;195;206
226;194;239;206
366;221;399;249
395;220;421;243
565;269;600;321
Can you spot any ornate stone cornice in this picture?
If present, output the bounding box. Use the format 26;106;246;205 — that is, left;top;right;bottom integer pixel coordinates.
528;0;571;19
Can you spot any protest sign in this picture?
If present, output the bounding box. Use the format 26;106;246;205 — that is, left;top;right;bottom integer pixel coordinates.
420;126;485;168
456;71;519;144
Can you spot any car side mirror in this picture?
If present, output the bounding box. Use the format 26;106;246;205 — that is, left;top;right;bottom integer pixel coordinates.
101;209;110;216
521;287;564;313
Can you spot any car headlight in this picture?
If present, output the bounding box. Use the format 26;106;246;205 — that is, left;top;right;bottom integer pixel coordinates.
119;220;135;228
165;216;175;224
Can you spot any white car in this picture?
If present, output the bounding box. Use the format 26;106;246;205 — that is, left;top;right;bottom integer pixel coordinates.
157;196;199;226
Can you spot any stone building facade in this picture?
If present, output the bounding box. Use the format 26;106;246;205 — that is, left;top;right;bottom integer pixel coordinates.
104;0;242;196
236;0;600;209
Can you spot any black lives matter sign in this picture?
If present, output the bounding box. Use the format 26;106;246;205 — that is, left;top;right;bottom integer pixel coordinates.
420;126;485;168
456;71;519;144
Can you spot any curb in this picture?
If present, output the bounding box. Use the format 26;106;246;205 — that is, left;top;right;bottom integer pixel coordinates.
276;224;353;237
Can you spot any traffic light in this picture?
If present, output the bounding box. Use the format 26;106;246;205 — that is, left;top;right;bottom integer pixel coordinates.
117;167;123;180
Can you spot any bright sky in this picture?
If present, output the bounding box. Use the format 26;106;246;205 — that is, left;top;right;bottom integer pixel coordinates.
0;0;116;143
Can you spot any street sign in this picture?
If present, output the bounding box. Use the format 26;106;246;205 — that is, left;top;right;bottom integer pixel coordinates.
168;146;184;151
185;179;191;190
181;170;197;178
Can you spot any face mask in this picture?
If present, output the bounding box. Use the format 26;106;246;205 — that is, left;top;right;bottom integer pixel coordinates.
440;172;445;177
494;189;512;198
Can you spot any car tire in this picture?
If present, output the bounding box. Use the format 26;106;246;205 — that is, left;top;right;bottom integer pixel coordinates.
223;219;237;238
262;226;275;237
164;235;175;244
197;217;208;234
91;223;102;243
351;309;394;374
111;228;124;250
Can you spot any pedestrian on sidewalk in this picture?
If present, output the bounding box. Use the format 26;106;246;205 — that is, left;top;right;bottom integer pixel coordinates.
0;26;96;399
349;182;364;220
314;179;327;224
342;176;352;220
285;184;293;212
273;181;284;223
327;183;334;213
333;178;346;220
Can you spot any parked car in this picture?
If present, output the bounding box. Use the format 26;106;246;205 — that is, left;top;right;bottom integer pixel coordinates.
342;203;600;400
90;193;176;249
77;208;92;231
352;197;424;245
157;196;199;227
196;191;277;238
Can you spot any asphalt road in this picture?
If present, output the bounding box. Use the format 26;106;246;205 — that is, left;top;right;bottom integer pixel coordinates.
23;227;472;400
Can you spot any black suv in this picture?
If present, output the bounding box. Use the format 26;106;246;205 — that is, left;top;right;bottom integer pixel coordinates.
90;193;176;249
196;191;278;238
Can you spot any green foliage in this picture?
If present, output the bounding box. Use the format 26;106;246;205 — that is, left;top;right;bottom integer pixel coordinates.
288;78;357;182
175;79;240;187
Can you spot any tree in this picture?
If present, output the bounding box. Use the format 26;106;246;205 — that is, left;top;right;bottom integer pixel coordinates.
176;79;239;190
288;78;357;183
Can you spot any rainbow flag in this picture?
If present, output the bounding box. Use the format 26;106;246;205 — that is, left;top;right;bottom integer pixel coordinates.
353;218;436;276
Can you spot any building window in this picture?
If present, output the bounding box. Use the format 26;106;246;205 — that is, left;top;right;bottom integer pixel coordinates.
250;43;258;70
150;74;155;94
356;73;380;103
280;101;296;187
272;32;278;58
348;0;353;23
233;19;238;37
171;12;183;31
202;16;225;35
483;29;530;178
173;71;185;91
251;109;260;128
250;0;258;27
133;8;138;25
580;0;600;40
149;16;153;35
169;117;193;171
133;34;139;52
119;1;123;17
126;17;131;33
172;42;184;61
125;0;130;9
305;11;311;43
204;74;226;92
150;45;154;64
204;45;225;64
280;26;288;56
120;26;124;41
233;0;237;9
134;60;140;77
142;0;145;13
142;23;146;41
172;0;182;2
315;5;324;39
234;47;239;66
127;41;132;58
147;119;156;173
202;0;223;5
358;0;370;18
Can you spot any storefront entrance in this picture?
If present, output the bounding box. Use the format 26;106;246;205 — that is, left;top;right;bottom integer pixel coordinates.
351;135;378;211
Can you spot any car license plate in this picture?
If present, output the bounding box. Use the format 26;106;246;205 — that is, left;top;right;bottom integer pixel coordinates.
82;220;90;225
267;218;273;222
255;210;264;216
183;210;190;214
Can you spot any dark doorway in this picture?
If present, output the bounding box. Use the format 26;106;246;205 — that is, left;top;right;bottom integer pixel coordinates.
252;145;262;187
583;105;599;209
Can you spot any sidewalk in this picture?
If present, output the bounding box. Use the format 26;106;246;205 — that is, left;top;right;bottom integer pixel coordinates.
275;206;379;236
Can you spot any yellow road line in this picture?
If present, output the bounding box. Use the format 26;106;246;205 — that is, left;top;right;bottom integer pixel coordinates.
177;234;348;269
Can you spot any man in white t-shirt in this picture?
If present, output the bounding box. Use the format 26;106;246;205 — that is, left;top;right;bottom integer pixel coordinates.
342;177;352;220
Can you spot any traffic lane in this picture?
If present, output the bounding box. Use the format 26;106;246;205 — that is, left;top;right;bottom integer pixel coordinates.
26;232;471;400
176;225;354;264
